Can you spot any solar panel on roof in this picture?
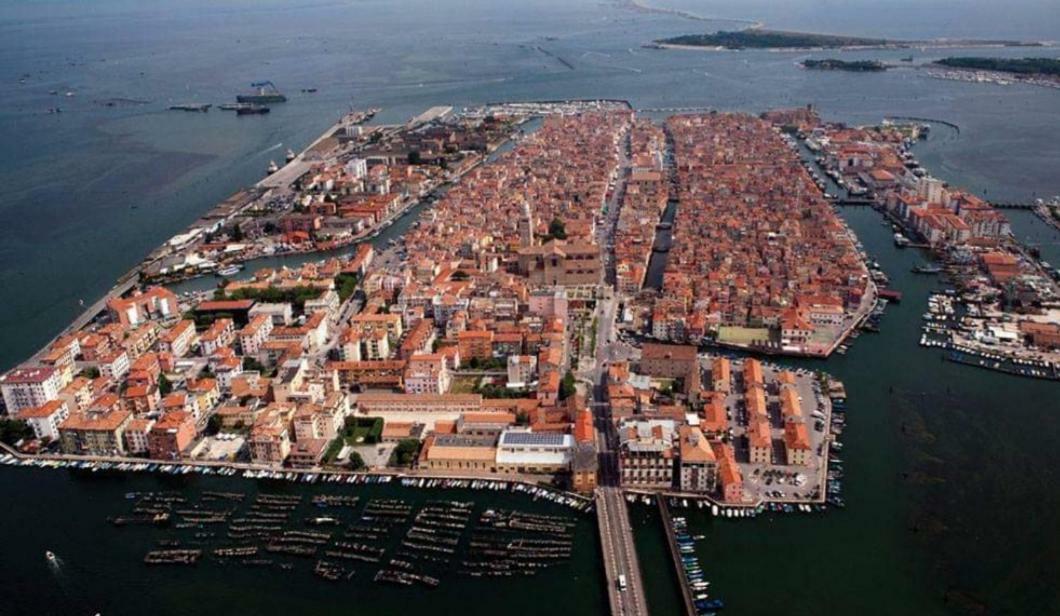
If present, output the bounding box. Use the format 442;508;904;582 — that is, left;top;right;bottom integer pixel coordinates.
501;432;566;446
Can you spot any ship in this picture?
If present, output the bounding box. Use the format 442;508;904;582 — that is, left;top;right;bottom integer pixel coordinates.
236;105;270;115
236;81;287;103
911;264;942;274
894;232;910;247
217;264;243;277
169;103;210;112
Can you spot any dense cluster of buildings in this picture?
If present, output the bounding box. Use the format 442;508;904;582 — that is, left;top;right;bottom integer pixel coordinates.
142;112;520;283
649;113;871;356
1;110;643;493
607;343;825;503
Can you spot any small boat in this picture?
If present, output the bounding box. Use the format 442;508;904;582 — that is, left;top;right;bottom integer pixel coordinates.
267;160;279;175
217;264;242;277
911;264;942;274
46;550;57;562
285;148;296;162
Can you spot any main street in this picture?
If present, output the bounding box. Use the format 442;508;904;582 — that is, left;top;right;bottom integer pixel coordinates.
589;125;649;616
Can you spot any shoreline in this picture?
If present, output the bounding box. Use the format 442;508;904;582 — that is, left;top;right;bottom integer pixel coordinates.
651;41;1049;53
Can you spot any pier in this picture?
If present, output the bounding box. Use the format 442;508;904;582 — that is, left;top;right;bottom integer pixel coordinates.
884;115;960;134
657;497;697;616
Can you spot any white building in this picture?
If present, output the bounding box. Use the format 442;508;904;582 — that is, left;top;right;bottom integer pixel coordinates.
19;399;70;441
1;366;62;415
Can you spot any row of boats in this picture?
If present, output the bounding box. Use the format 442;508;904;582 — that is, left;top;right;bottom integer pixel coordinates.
0;454;593;513
671;515;724;614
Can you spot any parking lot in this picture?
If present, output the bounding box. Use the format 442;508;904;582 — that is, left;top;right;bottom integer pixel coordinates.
707;358;831;503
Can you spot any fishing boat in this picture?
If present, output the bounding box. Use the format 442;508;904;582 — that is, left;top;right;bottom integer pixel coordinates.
911;263;942;274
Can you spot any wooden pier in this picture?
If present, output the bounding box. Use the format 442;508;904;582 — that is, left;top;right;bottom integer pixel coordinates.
657;497;697;616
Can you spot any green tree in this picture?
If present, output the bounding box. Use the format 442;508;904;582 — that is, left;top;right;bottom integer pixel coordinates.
206;414;222;436
348;451;366;471
0;418;33;445
549;217;567;240
158;373;173;396
390;439;421;466
559;371;577;401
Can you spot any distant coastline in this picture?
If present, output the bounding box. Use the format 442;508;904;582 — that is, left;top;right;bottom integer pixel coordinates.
801;59;888;72
650;29;1047;52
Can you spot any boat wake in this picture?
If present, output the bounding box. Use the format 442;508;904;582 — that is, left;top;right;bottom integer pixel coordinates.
258;142;284;156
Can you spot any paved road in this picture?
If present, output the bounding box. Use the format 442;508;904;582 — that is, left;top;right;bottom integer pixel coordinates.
590;125;649;616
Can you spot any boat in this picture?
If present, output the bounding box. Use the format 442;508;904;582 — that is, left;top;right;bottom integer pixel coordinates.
169;103;210;112
894;232;910;247
46;550;57;562
285;148;296;162
237;81;287;103
911;264;942;274
267;160;279;175
236;104;270;115
217;264;242;277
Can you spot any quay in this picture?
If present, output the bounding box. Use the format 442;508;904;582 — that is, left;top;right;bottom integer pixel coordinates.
884;115;960;134
0;443;594;511
657;497;697;616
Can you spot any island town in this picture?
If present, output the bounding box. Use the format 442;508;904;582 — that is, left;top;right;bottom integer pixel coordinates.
1;99;1052;615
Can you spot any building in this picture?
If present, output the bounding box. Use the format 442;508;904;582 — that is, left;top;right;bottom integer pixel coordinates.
107;286;179;327
158;319;197;357
356;393;482;416
403;354;451;395
59;409;132;456
713;442;743;503
618;418;676;488
517;241;602;287
677;425;717;493
506;355;537;388
123;417;155;455
784;421;812;466
423;434;496;472
495;429;573;474
18;399;70;441
747;416;772;465
147;411;196;460
1;366;62;415
639;343;697;380
239;314;274;356
571;407;598;493
288;438;330;468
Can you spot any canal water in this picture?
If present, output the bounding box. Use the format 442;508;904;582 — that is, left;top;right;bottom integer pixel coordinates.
0;466;606;616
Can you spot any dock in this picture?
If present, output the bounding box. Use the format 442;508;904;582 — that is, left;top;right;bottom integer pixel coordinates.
657;497;697;616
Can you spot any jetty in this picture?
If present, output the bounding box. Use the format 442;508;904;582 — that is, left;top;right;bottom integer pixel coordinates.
657;497;698;616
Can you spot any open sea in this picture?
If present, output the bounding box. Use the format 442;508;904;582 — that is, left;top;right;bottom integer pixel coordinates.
1;1;1058;614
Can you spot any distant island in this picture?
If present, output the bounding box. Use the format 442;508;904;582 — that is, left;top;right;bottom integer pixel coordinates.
801;59;887;72
651;29;1044;51
935;57;1060;76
